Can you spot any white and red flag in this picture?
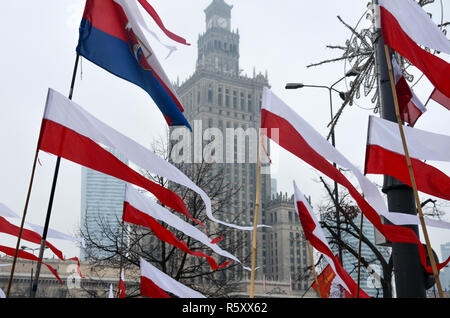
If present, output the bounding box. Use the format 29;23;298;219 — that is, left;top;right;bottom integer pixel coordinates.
378;0;450;98
260;87;450;274
124;185;246;271
38;88;258;231
365;115;450;201
140;257;205;298
293;182;369;298
428;87;450;111
391;57;426;126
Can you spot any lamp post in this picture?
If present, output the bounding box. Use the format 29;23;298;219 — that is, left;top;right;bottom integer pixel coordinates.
20;246;40;297
285;69;358;263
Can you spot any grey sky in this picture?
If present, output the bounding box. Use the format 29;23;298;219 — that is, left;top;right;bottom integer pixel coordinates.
0;0;449;261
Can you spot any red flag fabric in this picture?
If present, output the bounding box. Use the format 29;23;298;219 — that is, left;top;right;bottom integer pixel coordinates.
391;57;426;126
0;245;62;284
261;88;450;274
379;0;450;99
294;183;370;298
429;88;450;111
365;115;450;202
0;216;84;278
137;0;190;46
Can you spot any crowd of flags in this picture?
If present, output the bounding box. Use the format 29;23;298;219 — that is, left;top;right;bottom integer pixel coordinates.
1;0;450;299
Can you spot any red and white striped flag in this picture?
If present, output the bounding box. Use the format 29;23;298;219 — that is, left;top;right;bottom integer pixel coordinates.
140;258;205;298
293;182;369;298
124;185;243;271
260;87;450;274
391;57;426;126
378;0;450;99
38;88;257;231
365;115;450;202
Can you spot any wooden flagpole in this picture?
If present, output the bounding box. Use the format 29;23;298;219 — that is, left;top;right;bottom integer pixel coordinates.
356;214;364;298
306;241;321;298
5;147;40;297
383;45;444;298
249;134;262;298
116;220;125;298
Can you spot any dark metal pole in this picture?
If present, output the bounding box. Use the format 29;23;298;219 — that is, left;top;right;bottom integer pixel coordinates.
372;0;426;297
30;54;80;298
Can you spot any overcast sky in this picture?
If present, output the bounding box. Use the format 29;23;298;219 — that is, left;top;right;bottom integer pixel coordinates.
0;0;449;262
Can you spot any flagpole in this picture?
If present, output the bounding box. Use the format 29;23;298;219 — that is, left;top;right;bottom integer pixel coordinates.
356;214;364;298
30;53;81;298
383;45;444;298
5;147;40;297
116;220;125;298
306;241;321;298
249;135;262;298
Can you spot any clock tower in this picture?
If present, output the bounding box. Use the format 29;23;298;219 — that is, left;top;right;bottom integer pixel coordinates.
197;0;239;76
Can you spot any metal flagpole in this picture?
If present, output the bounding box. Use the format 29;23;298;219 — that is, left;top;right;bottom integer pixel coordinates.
356;214;364;298
249;134;262;298
383;46;444;298
30;54;81;298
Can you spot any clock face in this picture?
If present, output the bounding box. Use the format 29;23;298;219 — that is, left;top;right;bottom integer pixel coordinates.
217;17;228;29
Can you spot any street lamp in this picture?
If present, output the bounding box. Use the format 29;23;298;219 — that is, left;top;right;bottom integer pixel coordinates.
285;69;358;264
21;246;47;297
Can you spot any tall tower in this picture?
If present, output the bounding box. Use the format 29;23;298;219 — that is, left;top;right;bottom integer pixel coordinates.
175;0;271;284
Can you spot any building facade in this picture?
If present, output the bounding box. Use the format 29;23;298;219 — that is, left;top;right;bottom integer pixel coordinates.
173;0;312;294
80;148;128;261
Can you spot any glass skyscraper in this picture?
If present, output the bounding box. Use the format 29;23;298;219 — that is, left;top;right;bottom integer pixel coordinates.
80;148;128;261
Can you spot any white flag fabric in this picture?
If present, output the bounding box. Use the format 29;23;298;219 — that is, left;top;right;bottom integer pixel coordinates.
125;185;250;270
108;284;114;298
0;287;5;298
140;257;205;298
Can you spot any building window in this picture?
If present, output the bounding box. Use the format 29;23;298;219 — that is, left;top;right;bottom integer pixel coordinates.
233;91;237;109
248;94;253;112
208;85;213;104
225;89;230;107
218;87;223;106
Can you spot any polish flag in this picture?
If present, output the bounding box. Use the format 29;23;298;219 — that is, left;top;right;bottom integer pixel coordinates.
365;115;450;201
379;0;450;98
0;215;84;279
124;185;245;271
0;202;85;251
391;57;426;126
429;87;450;111
293;182;369;298
140;257;205;298
0;245;62;284
261;87;450;273
38;88;255;231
